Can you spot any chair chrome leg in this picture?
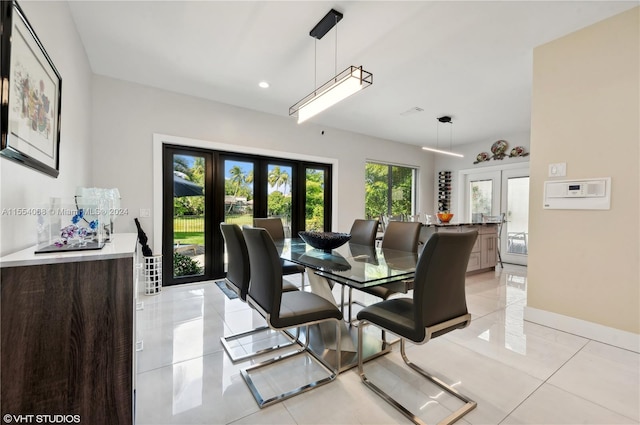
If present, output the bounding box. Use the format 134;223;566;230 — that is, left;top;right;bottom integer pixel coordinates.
358;321;476;425
242;319;341;408
346;287;370;324
348;287;352;323
220;325;301;363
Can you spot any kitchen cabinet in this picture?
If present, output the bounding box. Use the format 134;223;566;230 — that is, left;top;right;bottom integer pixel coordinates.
420;223;497;274
480;233;497;270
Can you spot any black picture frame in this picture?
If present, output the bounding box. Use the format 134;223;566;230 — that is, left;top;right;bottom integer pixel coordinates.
1;0;62;178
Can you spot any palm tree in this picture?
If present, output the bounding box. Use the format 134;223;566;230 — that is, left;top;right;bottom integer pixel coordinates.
278;171;290;195
228;165;246;213
268;166;291;194
173;156;193;180
268;166;282;191
191;157;205;185
246;169;254;185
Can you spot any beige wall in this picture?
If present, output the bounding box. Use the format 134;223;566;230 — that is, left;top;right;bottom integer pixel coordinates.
528;8;639;334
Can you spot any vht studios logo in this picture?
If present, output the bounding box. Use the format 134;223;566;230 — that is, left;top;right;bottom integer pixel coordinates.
2;414;80;424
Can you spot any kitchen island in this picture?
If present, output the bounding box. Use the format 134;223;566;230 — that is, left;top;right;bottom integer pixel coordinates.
419;222;499;273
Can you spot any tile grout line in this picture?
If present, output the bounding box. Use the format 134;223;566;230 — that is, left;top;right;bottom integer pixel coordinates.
496;339;592;424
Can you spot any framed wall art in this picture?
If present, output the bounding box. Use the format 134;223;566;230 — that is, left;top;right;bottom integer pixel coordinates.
1;0;62;177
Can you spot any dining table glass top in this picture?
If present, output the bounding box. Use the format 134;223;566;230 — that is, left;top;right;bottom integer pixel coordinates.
276;238;417;289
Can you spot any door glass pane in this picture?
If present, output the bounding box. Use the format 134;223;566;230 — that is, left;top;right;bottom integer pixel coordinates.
173;154;205;278
470;179;493;222
506;176;529;255
223;159;254;273
267;164;293;237
224;160;254;226
305;168;325;231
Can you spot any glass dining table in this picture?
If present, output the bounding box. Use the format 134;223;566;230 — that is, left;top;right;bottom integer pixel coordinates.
275;238;418;372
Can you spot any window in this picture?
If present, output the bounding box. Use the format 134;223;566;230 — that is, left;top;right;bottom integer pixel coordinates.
365;162;416;219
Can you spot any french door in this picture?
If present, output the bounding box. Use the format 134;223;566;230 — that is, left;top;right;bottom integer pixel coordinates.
501;169;529;265
463;166;529;266
464;170;501;223
162;146;216;286
163;145;332;285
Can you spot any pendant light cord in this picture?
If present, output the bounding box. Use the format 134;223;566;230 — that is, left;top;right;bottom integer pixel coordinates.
449;121;453;151
334;14;338;79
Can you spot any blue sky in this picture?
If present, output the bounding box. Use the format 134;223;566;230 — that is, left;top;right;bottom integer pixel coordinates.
175;155;292;194
225;160;292;194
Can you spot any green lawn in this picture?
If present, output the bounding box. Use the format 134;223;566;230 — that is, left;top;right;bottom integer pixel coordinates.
173;214;254;246
173;232;204;246
224;215;253;226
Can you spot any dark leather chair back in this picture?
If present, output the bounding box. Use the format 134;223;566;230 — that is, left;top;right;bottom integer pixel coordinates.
381;221;422;252
243;227;283;316
355;232;478;425
413;231;478;340
349;219;379;246
220;223;250;300
253;217;285;241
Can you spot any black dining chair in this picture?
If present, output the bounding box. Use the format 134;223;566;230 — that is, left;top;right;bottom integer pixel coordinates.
253;217;306;288
241;227;343;408
380;220;422;252
219;223;298;362
341;219;381;319
346;221;422;323
349;218;379;245
357;231;478;425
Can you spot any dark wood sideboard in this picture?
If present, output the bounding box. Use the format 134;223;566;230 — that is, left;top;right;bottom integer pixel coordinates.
0;234;138;424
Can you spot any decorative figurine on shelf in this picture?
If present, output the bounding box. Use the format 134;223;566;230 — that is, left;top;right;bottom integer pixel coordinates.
509;146;529;158
474;152;490;164
474;140;529;164
490;140;508;160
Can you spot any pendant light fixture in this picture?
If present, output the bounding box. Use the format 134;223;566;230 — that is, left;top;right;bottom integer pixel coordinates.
289;9;373;124
422;116;464;158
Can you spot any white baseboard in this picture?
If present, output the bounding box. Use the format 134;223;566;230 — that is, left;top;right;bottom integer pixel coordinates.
524;306;640;353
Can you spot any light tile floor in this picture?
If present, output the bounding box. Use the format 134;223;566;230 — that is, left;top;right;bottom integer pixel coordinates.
135;265;639;424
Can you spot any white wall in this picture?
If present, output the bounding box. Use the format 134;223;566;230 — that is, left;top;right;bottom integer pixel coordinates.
527;7;639;342
0;1;93;256
91;76;435;250
433;133;530;217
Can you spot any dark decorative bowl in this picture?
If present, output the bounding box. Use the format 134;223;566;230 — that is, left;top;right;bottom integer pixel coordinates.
298;231;351;251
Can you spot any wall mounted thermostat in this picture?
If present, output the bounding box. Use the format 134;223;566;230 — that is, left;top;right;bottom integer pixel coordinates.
543;177;611;210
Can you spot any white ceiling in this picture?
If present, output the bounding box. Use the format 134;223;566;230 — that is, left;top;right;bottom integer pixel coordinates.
68;1;636;147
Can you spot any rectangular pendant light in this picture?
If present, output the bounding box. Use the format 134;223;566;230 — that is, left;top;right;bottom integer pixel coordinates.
421;146;464;158
290;66;373;124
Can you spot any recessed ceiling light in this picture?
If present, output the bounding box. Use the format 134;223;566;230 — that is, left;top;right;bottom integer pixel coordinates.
259;81;270;88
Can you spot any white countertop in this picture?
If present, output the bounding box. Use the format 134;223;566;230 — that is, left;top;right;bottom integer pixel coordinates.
423;222;499;227
0;233;138;268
